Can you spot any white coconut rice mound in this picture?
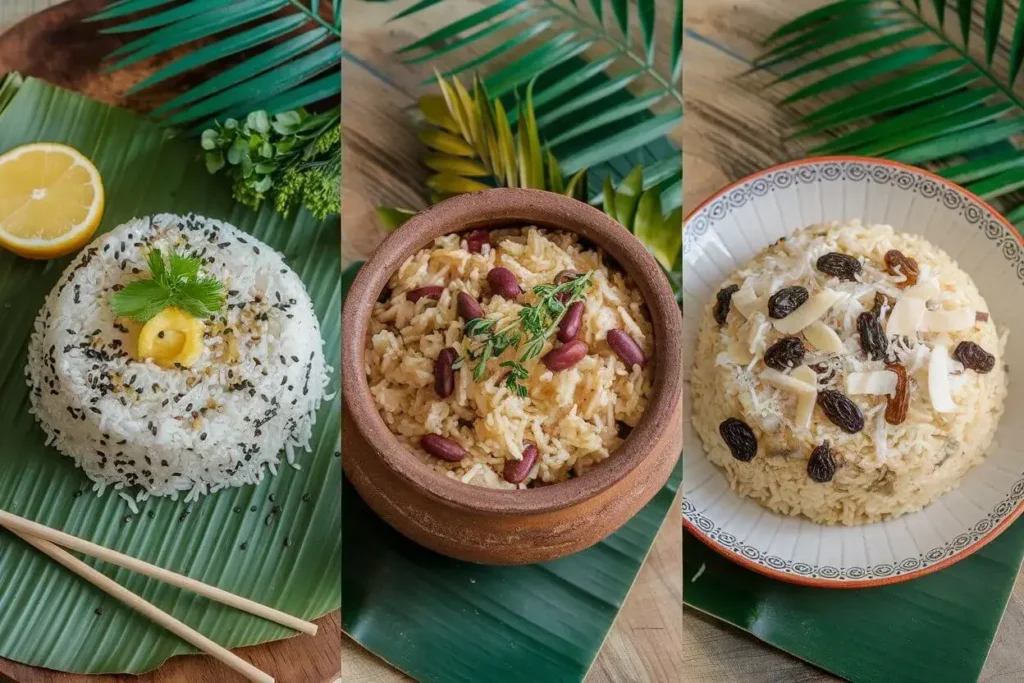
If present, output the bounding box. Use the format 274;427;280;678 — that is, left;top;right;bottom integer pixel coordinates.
25;213;329;502
690;221;1008;525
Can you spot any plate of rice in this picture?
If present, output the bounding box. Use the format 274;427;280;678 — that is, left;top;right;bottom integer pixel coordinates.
683;157;1024;587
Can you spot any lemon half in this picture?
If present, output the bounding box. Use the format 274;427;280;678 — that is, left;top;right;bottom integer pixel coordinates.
0;143;104;259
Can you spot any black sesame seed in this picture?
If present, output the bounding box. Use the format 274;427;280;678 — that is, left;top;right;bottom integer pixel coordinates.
302;493;312;502
283;538;291;547
250;505;257;512
240;542;248;550
147;510;155;519
95;608;104;616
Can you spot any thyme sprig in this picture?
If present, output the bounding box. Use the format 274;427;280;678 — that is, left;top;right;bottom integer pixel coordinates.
457;271;594;397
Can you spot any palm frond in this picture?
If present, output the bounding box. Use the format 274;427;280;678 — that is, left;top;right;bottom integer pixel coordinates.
759;0;1024;230
91;0;341;130
388;0;682;172
379;74;681;276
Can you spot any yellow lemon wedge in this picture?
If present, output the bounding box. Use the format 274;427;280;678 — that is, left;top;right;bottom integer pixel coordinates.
137;307;205;369
0;143;104;259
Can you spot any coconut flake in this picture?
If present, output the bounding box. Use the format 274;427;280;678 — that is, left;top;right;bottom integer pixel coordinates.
803;321;845;354
920;308;975;333
928;344;957;413
759;368;816;394
773;289;846;335
746;312;770;356
902;279;940;300
791;365;817;431
718;339;755;366
732;285;762;319
846;370;898;396
886;296;926;337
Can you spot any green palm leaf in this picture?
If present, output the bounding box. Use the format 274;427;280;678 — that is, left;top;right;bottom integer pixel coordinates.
760;0;1024;230
378;74;681;276
92;0;341;129
388;0;682;173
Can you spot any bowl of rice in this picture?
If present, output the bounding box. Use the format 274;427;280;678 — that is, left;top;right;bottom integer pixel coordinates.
342;188;682;564
684;157;1024;587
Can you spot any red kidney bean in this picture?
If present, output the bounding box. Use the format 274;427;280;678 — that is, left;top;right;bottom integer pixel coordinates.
557;301;584;343
420;434;467;462
503;441;538;484
465;230;491;254
487;267;521;300
607;329;646;367
434;348;457;398
554;270;578;303
406;286;443;302
541;340;588;371
456;291;483;320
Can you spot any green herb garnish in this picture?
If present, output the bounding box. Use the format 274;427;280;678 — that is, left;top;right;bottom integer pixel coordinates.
111;249;224;323
461;272;593;397
202;108;340;220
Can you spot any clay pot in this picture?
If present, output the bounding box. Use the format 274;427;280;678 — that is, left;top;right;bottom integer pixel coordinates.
341;188;682;564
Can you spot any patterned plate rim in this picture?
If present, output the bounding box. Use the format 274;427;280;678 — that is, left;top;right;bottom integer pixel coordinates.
682;155;1024;588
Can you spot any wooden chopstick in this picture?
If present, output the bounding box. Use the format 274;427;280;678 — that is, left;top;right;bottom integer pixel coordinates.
0;509;318;635
10;529;274;683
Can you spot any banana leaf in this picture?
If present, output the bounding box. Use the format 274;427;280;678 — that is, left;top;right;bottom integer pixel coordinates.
0;77;340;673
341;260;681;683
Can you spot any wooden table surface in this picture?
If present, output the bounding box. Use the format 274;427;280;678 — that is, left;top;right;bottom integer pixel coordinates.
0;2;341;682
342;1;682;681
683;1;1024;682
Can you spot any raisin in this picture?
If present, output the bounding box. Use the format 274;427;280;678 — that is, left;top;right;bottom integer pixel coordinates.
809;362;835;385
764;337;806;371
857;311;887;361
816;252;861;281
884;250;920;288
885;363;909;425
953;341;995;374
714;285;739;325
872;292;894;315
817;390;864;433
719;418;757;462
807;441;837;483
768;286;809;319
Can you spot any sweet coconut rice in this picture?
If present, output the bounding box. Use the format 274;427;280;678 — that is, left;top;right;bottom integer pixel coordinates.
690;221;1008;525
25;213;329;504
364;226;653;489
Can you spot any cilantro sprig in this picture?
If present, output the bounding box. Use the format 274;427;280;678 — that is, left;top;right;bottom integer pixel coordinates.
457;272;593;397
111;249;224;323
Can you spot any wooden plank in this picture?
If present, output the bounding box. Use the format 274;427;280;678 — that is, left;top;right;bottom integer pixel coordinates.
683;1;1024;682
342;1;682;681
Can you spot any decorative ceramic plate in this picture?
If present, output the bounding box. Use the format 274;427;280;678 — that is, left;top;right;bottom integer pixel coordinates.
683;156;1024;587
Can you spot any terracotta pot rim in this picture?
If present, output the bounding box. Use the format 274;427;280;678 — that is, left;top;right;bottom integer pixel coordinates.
342;188;682;516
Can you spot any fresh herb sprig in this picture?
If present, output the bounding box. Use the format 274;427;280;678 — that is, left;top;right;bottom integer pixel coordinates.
459;272;593;397
202;107;340;220
111;250;224;323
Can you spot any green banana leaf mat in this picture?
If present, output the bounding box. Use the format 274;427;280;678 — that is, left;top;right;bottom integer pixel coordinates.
684;523;1024;683
0;77;341;673
342;262;682;683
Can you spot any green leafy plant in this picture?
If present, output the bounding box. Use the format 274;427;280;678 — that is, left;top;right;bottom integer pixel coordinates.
202;108;341;218
455;271;593;396
389;0;682;173
378;74;682;278
90;0;341;129
111;249;224;322
757;0;1024;228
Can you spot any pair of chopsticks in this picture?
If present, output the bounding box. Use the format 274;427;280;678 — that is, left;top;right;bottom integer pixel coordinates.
0;509;318;683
